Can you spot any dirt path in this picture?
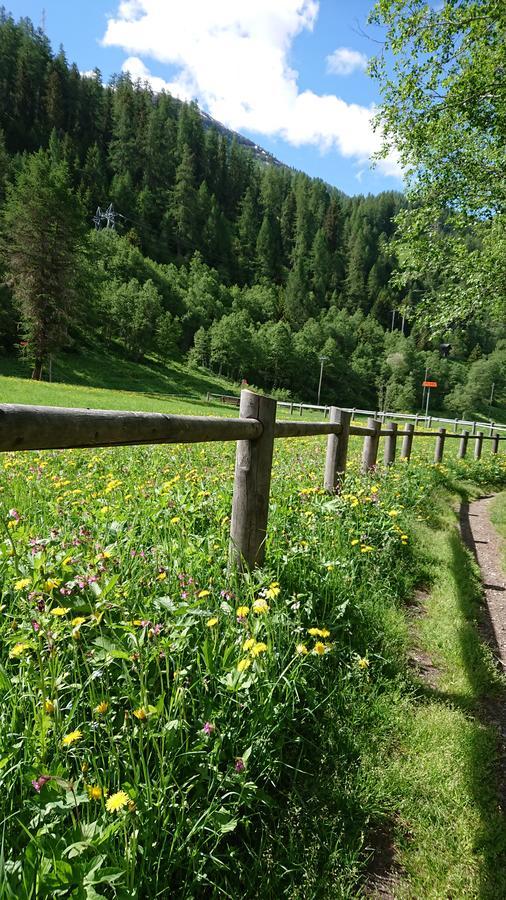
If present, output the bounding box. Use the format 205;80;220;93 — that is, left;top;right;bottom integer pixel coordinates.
460;495;506;673
460;493;506;817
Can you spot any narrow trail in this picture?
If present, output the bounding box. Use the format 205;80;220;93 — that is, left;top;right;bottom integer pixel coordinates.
460;495;506;674
460;493;506;813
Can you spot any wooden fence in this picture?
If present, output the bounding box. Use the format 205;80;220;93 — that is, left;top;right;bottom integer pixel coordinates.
1;390;504;570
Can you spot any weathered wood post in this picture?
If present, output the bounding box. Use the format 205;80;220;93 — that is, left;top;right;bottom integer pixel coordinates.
434;427;446;463
472;421;477;435
492;433;500;454
401;423;415;462
361;417;381;473
230;390;277;570
458;430;469;459
324;408;351;491
474;431;484;460
383;421;398;466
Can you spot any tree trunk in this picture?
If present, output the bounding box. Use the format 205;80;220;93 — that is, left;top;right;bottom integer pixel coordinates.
31;358;43;380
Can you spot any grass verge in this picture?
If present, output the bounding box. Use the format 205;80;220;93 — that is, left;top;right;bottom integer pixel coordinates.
372;480;506;898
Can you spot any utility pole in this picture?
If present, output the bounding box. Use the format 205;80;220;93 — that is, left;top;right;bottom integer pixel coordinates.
92;203;122;230
317;356;328;407
421;362;429;409
488;382;495;419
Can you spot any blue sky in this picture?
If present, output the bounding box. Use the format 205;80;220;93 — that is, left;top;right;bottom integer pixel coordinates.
7;0;402;196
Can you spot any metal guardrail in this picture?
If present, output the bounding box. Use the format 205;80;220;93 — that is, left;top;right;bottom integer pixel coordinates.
206;393;506;436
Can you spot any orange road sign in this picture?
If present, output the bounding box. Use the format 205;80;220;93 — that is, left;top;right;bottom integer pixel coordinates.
422;381;437;388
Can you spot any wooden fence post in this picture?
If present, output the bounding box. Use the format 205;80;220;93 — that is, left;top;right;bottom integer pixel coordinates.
361;417;381;473
401;422;414;462
383;421;398;466
458;430;469;459
474;431;484;460
492;433;500;454
229;390;277;570
324;408;351;491
434;427;446;463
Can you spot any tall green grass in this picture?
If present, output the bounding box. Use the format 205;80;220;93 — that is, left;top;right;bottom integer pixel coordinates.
1;433;505;897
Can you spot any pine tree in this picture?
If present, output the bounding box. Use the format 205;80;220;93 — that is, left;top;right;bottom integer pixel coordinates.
236;186;260;282
171;143;198;258
2;149;87;379
255;211;282;282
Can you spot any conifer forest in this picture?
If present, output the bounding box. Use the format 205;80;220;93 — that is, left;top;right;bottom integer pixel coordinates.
0;8;504;412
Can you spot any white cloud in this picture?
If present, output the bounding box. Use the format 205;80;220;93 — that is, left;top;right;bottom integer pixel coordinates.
326;47;368;76
103;0;401;179
80;69;99;79
121;56;186;96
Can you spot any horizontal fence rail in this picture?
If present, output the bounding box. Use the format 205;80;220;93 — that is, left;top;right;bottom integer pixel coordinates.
0;404;263;451
1;393;504;569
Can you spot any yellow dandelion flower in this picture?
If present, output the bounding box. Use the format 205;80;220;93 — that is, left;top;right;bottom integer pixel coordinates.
296;643;309;655
237;658;252;673
45;578;61;591
252;599;269;615
106;790;129;813
9;642;30;658
307;627;330;638
44;699;55;714
198;589;211;598
170;516;180;524
72;617;86;627
133;707;148;720
95;701;109;715
206;617;219;628
14;578;31;591
388;509;399;517
251;642;268;657
87;785;106;800
358;656;369;669
265;582;280;600
313;642;326;655
236;605;249;618
243;638;256;651
61;729;82;747
156;572;167;581
351;538;360;546
50;607;70;617
360;546;373;553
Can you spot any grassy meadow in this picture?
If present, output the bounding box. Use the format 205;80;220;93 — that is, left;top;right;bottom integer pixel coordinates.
1;377;506;896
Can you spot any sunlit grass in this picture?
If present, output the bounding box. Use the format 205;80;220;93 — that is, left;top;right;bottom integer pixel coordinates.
1;424;505;896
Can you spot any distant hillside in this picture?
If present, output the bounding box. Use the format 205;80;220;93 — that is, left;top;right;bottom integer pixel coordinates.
198;109;284;169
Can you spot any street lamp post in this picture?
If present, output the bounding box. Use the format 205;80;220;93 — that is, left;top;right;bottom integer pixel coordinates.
317;356;328;407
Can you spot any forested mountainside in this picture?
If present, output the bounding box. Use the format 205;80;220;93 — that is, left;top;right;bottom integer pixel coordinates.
0;9;504;411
